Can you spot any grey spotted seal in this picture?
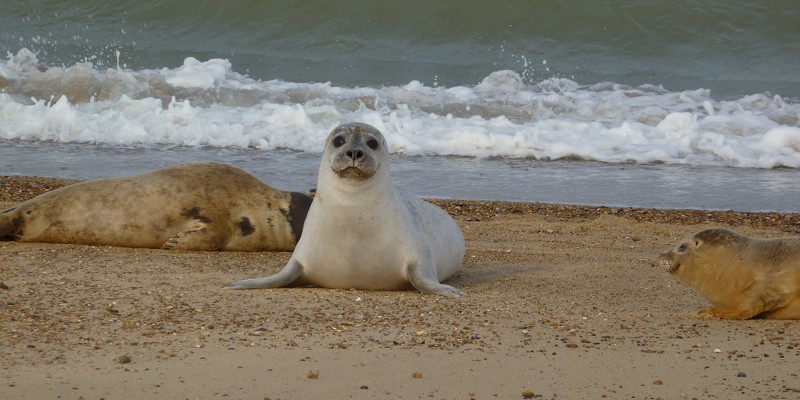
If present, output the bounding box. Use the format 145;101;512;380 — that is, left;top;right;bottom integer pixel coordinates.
659;228;800;320
0;162;311;251
225;123;465;296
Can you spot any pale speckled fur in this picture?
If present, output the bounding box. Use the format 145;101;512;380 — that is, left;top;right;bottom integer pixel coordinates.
0;162;310;251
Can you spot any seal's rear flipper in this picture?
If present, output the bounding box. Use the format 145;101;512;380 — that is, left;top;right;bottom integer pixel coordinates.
408;261;463;297
224;258;304;289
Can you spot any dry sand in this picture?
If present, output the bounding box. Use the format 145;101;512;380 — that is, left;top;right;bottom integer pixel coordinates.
1;176;798;399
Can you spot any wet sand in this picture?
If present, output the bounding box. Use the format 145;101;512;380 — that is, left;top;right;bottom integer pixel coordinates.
1;176;798;399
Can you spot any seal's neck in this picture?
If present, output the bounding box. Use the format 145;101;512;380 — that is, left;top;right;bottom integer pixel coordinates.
677;251;744;306
317;164;392;204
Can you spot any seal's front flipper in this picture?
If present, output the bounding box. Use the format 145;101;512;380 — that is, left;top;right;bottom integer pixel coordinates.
224;258;304;289
0;213;15;238
759;302;800;319
1;208;22;239
699;306;759;320
408;261;463;297
162;220;226;251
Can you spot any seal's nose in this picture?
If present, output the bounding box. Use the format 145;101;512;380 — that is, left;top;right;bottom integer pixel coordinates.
346;149;364;160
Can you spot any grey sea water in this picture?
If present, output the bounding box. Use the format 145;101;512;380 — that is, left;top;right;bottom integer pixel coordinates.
1;1;798;212
1;141;797;212
3;0;798;98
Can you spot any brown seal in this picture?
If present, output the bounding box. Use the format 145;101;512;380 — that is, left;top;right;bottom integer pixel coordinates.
659;228;800;320
0;162;311;251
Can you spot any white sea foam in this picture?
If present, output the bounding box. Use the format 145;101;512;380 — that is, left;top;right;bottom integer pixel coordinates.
1;49;798;168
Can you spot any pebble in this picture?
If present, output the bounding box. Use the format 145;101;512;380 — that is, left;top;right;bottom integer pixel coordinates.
522;390;535;398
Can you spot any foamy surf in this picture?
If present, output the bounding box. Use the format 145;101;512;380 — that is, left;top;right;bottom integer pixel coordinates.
1;49;799;169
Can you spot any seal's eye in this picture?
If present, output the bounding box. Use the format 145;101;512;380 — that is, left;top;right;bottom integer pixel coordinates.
366;138;379;150
332;135;345;148
677;243;687;252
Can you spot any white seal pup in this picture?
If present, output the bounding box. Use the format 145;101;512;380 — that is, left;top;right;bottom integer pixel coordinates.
0;162;311;251
225;123;465;296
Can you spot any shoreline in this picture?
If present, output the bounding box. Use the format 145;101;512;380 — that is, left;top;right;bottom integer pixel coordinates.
4;174;799;234
2;174;798;399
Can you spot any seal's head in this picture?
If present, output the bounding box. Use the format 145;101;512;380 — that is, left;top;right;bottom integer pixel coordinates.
323;123;388;181
658;228;744;275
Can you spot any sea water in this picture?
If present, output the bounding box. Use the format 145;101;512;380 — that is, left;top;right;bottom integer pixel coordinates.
1;1;798;211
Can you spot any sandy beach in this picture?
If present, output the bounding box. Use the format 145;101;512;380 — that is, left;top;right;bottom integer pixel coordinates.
1;175;798;399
